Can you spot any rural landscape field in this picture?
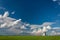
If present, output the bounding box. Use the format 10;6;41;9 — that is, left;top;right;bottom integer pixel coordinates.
0;36;59;40
0;0;60;40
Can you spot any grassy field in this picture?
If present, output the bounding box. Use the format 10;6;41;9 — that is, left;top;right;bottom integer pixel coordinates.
0;36;59;40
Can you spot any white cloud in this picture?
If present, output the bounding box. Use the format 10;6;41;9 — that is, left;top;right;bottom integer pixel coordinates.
3;11;9;18
11;11;15;14
11;19;21;26
0;23;7;28
47;25;51;29
52;27;60;29
42;22;54;26
0;15;2;18
20;25;27;29
52;0;57;2
49;30;60;35
0;11;58;36
0;11;24;35
30;25;42;30
30;22;53;35
31;28;42;35
49;31;56;35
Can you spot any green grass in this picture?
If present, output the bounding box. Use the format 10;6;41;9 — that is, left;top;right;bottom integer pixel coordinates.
0;36;60;40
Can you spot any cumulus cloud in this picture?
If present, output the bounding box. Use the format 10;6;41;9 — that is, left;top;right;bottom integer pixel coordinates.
47;25;51;29
30;22;53;35
0;15;2;18
0;11;59;36
31;28;42;35
49;30;60;35
42;22;54;26
47;27;60;36
30;25;42;30
3;11;9;18
49;31;56;35
11;11;15;14
52;27;60;30
0;11;24;35
52;0;57;2
0;23;7;28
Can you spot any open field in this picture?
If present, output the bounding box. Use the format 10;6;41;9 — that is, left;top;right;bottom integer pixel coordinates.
0;36;59;40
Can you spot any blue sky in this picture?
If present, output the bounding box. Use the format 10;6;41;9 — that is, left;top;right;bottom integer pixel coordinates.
0;0;60;25
0;0;60;35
